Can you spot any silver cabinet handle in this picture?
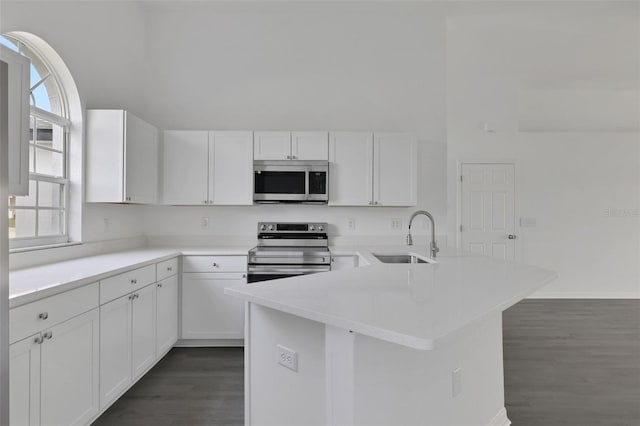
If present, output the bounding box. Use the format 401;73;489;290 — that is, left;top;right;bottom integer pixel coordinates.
157;283;163;288
242;274;247;279
292;155;297;160
129;294;135;300
44;331;53;340
34;335;44;344
134;293;139;299
38;312;49;320
374;201;379;205
167;266;173;271
212;263;218;268
203;200;207;204
130;278;137;284
126;196;132;201
508;234;517;240
286;155;291;159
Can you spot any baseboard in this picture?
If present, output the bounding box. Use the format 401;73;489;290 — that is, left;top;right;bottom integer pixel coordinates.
176;338;244;347
487;407;511;426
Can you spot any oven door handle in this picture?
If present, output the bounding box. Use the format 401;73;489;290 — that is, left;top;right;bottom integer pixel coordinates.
247;265;331;275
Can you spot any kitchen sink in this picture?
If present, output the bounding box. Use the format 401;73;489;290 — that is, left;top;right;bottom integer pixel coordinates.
372;254;431;264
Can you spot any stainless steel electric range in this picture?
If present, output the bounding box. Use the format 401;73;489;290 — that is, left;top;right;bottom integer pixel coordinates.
247;222;330;283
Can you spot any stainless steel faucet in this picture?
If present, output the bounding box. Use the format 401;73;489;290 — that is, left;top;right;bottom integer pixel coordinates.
407;210;439;258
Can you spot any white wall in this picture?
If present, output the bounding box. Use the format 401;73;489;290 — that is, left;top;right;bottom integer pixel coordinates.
140;1;448;241
446;3;640;297
1;1;148;243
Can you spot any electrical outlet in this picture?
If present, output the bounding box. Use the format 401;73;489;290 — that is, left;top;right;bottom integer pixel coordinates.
391;218;402;230
277;344;298;372
201;217;209;229
347;217;356;231
452;367;462;397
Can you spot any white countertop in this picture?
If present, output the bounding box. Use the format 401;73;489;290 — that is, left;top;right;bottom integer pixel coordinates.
225;245;557;350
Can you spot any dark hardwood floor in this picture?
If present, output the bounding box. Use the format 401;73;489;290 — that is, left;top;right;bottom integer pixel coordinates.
503;299;640;426
93;300;640;426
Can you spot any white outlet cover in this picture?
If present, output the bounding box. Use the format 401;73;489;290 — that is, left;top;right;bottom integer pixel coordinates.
277;344;298;372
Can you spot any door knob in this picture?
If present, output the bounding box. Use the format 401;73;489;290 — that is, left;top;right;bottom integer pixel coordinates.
508;234;517;240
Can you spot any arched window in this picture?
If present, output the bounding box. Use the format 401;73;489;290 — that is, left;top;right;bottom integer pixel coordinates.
2;33;80;249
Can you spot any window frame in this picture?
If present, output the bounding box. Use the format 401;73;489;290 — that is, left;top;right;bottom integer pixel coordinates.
5;35;73;250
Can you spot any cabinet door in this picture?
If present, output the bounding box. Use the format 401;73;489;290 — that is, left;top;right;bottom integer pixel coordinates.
156;275;178;356
331;255;357;271
373;133;417;207
328;132;373;206
292;131;328;160
86;110;126;202
182;273;245;339
40;309;99;426
10;335;41;426
210;131;253;205
162;130;209;205
124;111;159;204
99;294;132;410
1;46;30;196
132;284;157;380
254;131;291;160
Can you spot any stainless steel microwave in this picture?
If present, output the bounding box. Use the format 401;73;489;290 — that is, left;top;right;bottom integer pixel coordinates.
253;160;329;203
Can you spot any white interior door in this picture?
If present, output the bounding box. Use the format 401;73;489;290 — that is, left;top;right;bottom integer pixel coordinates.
460;163;516;260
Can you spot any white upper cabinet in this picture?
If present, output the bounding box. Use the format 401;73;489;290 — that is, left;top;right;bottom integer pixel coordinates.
86;109;159;204
328;132;374;206
329;132;417;207
373;133;417;207
291;131;329;160
255;131;328;160
162;130;209;205
210;131;253;205
254;131;290;160
161;130;253;205
1;45;31;196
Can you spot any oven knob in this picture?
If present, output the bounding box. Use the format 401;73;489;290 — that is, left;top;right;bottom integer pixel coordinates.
260;224;266;231
317;225;324;232
268;224;274;231
309;225;315;232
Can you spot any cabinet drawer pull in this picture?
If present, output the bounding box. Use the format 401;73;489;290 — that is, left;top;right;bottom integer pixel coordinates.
38;312;49;320
44;331;53;340
130;278;137;284
34;335;44;344
157;283;163;288
242;274;247;279
167;266;173;272
212;263;218;268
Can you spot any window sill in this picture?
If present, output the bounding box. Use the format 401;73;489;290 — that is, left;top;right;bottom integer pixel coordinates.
9;241;82;254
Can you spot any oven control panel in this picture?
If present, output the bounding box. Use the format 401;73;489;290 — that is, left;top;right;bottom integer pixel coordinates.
258;222;327;233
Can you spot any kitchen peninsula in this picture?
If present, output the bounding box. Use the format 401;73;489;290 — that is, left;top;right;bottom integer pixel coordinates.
226;247;556;426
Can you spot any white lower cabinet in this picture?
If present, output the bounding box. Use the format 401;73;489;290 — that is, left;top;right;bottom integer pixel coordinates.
99;283;156;410
10;335;41;426
156;275;179;356
182;271;246;340
40;310;100;426
11;309;100;426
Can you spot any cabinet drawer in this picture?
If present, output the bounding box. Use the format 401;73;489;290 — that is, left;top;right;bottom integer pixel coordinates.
182;256;247;273
100;264;156;304
156;257;178;281
10;282;99;344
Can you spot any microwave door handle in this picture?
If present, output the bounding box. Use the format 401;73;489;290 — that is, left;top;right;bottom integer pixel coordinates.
305;168;310;200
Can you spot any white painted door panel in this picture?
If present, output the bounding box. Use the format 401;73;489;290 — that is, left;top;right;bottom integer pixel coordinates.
182;273;245;339
132;284;157;380
292;131;328;160
210;131;253;205
373;133;417;206
40;309;99;426
162;130;209;205
460;163;515;260
328;132;373;206
156;275;179;356
1;46;30;196
124;112;158;204
99;295;132;410
9;335;41;426
254;131;291;160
